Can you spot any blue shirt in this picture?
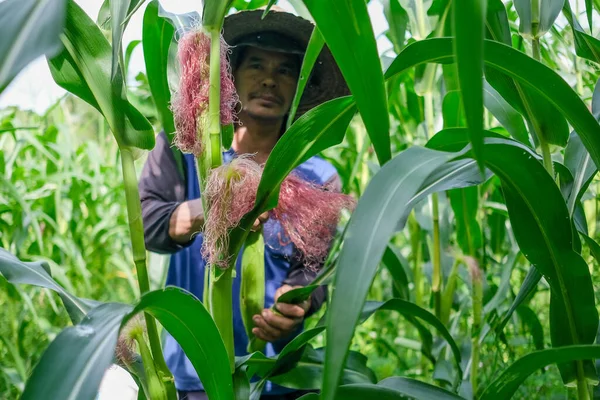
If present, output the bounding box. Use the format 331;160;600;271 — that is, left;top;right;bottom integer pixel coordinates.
163;150;337;393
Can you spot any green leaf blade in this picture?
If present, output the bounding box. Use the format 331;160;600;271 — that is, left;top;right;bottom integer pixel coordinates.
453;0;487;171
0;0;67;93
302;0;391;165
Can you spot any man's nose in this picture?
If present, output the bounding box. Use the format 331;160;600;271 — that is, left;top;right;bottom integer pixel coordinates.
261;74;277;89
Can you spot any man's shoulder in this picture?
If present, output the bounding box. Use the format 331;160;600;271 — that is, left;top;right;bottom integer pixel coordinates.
295;155;338;185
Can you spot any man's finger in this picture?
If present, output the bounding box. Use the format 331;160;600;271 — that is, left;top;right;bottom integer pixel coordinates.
252;327;277;342
257;211;269;223
253;314;282;338
275;302;306;319
262;309;299;331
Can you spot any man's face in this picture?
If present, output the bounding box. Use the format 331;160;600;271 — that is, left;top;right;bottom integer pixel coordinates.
234;46;299;122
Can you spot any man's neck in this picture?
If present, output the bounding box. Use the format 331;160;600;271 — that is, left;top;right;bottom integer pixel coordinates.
231;112;282;164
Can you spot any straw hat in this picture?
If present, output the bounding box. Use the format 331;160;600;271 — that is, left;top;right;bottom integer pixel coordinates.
222;8;349;117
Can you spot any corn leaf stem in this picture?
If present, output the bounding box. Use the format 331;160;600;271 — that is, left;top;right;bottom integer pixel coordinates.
120;148;176;398
470;259;483;396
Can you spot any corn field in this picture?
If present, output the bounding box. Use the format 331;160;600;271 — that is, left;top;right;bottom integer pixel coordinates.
1;0;600;399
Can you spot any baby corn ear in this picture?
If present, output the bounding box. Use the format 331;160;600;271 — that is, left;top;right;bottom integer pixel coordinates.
240;228;266;353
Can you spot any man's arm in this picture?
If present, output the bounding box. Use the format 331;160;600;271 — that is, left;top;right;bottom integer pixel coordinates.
139;132;202;253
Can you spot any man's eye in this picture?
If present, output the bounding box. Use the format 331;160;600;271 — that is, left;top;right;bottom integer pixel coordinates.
279;68;292;76
249;63;262;70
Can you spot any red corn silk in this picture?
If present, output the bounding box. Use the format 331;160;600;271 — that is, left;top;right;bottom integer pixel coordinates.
202;158;262;268
272;173;356;269
202;158;355;269
171;29;238;156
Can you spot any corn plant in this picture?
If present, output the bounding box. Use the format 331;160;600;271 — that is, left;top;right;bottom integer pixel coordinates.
2;0;600;399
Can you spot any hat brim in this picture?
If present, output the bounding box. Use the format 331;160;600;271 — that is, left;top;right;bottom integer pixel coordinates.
222;9;349;118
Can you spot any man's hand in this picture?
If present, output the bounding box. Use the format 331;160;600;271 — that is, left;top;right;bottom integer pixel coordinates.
251;211;269;232
251;284;311;343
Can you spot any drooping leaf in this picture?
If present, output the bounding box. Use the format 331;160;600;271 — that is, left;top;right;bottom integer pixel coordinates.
0;0;67;93
321;146;456;400
48;0;155;150
0;248;95;324
562;1;600;63
302;0;391;165
21;303;132;400
483;80;530;145
384;38;600;168
22;288;234;400
452;0;486;170
480;345;600;399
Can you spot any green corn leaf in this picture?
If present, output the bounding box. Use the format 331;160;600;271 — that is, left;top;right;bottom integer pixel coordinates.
483;81;530;145
48;0;155;150
385;38;600;167
564;131;597;216
0;0;67;93
449;187;482;256
442;90;466;128
452;0;486;171
0;248;96;325
143;0;176;136
516;305;545;350
202;0;235;30
480;345;600;398
360;299;463;386
563;1;600;63
564;79;600;215
382;246;411;300
300;377;465;400
287;27;325;128
382;0;409;53
21;288;233;400
238;347;375;390
495;265;542;336
302;0;391;165
586;0;593;35
321;147;458;400
461;139;598;384
485;0;511;44
21;303;132;400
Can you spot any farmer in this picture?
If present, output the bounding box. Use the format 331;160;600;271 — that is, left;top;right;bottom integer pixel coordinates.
138;7;348;400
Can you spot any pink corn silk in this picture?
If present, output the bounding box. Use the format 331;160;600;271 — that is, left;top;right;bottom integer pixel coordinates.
202;158;355;269
171;30;238;156
202;158;262;268
273;174;356;268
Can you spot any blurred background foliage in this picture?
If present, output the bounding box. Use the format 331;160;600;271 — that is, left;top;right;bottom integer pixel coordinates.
1;0;600;398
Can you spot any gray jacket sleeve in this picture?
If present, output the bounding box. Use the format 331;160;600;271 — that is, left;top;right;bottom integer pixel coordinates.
138;132;192;254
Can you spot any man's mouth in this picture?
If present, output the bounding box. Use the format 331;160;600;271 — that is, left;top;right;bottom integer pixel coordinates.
252;93;283;105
